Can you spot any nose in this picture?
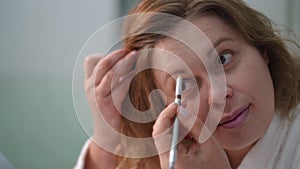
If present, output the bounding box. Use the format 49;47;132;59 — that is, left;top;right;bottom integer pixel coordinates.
208;85;233;106
225;85;233;99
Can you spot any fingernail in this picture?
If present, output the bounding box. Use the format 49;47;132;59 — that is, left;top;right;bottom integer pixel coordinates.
130;50;137;56
177;106;189;117
168;102;177;108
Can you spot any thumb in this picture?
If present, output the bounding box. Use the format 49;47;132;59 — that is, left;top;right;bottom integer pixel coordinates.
152;103;177;155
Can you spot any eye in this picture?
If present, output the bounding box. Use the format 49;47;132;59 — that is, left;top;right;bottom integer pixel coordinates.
218;52;232;66
181;78;196;92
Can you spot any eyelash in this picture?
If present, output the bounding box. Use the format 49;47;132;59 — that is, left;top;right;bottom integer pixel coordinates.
181;77;201;94
217;50;234;68
182;78;194;92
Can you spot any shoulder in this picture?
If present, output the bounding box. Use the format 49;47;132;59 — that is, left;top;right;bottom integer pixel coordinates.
74;139;92;169
276;104;300;168
288;103;300;128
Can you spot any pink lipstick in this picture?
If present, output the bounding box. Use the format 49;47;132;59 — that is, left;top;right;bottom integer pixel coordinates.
219;105;250;129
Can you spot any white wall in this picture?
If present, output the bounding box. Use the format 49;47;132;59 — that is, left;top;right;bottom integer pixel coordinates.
290;0;300;38
0;0;120;76
0;0;120;168
244;0;300;39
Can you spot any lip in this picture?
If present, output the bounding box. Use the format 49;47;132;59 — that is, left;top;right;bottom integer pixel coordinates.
219;104;250;129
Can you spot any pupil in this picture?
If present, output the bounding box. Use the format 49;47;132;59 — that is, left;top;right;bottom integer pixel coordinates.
220;56;226;64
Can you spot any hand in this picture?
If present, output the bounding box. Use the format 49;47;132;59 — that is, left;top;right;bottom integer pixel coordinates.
152;103;231;169
83;49;137;168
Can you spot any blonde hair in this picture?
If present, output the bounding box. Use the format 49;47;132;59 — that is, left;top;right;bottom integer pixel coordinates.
117;0;300;168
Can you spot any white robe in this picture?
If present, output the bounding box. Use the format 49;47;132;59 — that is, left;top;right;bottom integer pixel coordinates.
74;105;300;169
238;105;300;169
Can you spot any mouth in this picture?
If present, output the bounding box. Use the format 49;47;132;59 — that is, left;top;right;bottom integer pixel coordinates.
218;104;250;129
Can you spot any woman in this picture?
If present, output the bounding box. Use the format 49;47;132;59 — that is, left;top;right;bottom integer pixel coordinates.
75;0;300;168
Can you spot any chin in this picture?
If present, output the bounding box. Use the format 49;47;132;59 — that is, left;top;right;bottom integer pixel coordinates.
215;124;263;151
221;138;258;151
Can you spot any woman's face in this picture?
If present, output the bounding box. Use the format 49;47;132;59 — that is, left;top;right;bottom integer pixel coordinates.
151;15;275;151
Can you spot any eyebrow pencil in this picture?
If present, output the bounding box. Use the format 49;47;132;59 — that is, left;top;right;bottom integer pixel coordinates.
169;76;182;169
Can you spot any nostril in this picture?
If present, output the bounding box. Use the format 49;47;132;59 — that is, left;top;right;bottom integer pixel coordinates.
226;86;234;98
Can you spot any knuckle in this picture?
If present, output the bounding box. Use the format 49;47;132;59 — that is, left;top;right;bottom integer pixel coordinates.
84;80;91;92
95;90;110;103
95;90;103;101
85;78;97;90
84;55;96;68
98;58;110;69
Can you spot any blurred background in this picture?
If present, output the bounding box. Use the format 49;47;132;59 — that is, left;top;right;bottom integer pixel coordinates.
0;0;299;168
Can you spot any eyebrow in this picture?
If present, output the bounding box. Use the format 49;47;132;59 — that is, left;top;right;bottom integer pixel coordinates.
169;69;187;76
207;37;234;57
163;69;187;84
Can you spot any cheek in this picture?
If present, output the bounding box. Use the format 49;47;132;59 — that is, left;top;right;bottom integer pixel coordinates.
247;61;275;129
153;72;176;105
228;53;274;107
253;66;274;106
183;83;210;122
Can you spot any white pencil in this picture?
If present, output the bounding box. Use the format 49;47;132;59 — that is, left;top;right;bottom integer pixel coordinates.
169;76;182;169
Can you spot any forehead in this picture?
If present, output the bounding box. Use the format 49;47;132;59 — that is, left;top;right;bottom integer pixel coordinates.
151;15;241;73
156;15;241;55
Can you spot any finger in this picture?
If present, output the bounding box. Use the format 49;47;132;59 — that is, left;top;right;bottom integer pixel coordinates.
96;70;114;98
110;70;135;111
84;54;103;78
178;109;206;143
95;68;135;99
152;103;177;137
189;118;211;144
112;51;137;84
153;133;172;167
157;151;171;169
93;49;129;86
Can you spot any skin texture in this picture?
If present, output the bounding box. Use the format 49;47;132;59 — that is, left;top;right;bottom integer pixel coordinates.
152;15;275;169
82;14;275;169
83;50;138;169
